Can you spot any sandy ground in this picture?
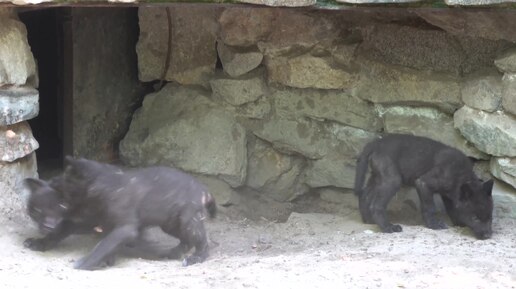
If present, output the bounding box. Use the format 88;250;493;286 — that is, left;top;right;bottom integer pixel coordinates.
0;182;515;289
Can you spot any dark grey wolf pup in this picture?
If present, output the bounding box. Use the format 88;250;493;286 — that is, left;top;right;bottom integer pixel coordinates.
24;157;216;269
24;174;102;252
354;134;493;239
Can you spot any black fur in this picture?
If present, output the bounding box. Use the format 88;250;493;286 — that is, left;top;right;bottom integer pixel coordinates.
24;176;103;252
24;157;216;270
354;134;494;239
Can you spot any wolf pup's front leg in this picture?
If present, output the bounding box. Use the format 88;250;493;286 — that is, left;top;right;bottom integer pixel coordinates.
24;220;77;251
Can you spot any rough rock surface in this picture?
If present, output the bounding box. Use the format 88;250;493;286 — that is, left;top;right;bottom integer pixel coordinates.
490;157;516;189
494;47;516;73
461;72;502;113
0;14;37;87
265;54;358;90
354;58;461;113
237;0;316;6
360;24;463;74
501;74;516;116
0;153;37;224
246;138;295;191
217;42;263;78
210;72;267;107
120;85;247;187
0;121;38;162
272;88;380;131
218;8;275;47
304;154;356;189
416;10;516;43
251;117;330;160
137;7;219;86
454;106;516;157
382;106;487;159
0;86;39;126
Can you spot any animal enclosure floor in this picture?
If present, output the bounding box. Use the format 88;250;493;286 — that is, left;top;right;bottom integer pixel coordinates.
0;184;515;289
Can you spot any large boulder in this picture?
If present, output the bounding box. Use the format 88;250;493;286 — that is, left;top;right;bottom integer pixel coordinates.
257;10;339;57
304;153;356;189
0;121;39;162
218;8;275;47
354;57;461;113
232;97;272;120
195;175;237;207
461;71;502;113
272;88;380;131
0;13;37;86
136;7;219;86
265;54;358;90
416;10;516;43
0;153;38;224
490;157;516;189
495;47;516;73
359;24;463;74
302;125;376;190
250;117;330;160
456;35;512;75
382;106;487;159
246;138;294;190
210;71;267;106
237;0;315;6
501;74;516;116
454;106;516;157
217;42;263;78
330;124;378;157
249;114;377;162
246;138;307;202
0;86;39;126
120;84;247;187
360;23;509;75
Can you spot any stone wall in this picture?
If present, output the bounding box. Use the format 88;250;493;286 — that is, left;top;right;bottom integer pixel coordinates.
3;0;516;8
0;8;39;223
120;7;516;220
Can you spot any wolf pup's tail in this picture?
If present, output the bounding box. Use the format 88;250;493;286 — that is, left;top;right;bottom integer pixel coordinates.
354;141;375;197
202;192;217;219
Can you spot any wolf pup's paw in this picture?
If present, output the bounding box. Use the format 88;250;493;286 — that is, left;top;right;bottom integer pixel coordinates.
23;238;49;251
427;219;448;230
182;256;203;267
383;224;403;233
74;256;115;270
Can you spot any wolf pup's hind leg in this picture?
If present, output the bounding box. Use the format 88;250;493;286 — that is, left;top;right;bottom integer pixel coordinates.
369;155;403;233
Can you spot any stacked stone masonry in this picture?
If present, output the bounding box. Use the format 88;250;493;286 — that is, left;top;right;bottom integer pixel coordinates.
4;0;516;7
2;4;515;223
0;8;39;223
119;7;516;219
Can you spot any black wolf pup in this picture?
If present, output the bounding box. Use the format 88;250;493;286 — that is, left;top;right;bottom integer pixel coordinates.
24;157;216;270
354;134;494;239
24;175;102;252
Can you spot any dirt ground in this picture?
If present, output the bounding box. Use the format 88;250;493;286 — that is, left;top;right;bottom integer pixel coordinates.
0;181;514;289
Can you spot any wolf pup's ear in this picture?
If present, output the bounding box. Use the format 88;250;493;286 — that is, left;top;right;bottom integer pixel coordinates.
24;178;47;192
482;179;494;196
